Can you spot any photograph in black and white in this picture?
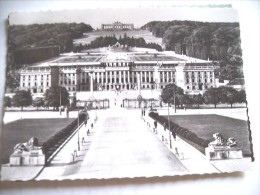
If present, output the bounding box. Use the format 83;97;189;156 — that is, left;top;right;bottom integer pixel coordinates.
0;5;253;181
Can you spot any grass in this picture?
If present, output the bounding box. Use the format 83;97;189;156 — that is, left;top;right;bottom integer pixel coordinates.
1;118;75;164
73;30;162;45
132;55;184;61
162;114;251;156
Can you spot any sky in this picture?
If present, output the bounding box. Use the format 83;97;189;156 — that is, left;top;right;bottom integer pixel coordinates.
9;5;239;29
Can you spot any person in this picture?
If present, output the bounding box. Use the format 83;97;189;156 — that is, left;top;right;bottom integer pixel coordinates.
66;107;69;118
163;122;166;131
154;121;157;129
143;109;146;116
172;129;177;141
87;129;90;136
84;120;87;127
59;106;62;115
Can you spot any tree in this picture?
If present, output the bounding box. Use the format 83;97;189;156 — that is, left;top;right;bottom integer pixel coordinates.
236;90;247;105
161;84;184;106
12;90;32;110
203;87;221;108
192;94;204;108
4;96;12;107
218;86;239;108
32;97;44;110
44;86;69;110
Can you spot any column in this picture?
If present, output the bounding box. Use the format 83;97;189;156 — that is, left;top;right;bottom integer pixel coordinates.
167;71;169;83
123;71;126;89
137;72;141;95
144;71;147;83
128;71;130;89
90;72;93;96
162;71;165;83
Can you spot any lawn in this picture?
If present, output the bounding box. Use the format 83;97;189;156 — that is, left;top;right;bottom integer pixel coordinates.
132;55;184;61
1;118;75;164
73;30;162;45
162;114;251;157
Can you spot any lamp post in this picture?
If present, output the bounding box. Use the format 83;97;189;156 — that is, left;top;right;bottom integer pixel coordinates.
77;108;80;151
168;102;172;149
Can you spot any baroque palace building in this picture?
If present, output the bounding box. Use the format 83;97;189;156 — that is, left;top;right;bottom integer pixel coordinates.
18;47;218;95
101;21;134;30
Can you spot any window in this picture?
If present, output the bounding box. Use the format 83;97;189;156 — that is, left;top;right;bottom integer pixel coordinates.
41;82;43;86
60;81;63;85
47;82;49;86
187;86;189;89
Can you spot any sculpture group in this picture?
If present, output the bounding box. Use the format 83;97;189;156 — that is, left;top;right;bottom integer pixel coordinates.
206;133;242;160
208;133;237;148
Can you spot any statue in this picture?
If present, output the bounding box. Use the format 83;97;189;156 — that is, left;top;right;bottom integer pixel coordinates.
208;133;237;148
13;137;42;154
206;133;241;160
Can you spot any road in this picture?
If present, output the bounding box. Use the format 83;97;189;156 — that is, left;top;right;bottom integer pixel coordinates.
37;108;188;180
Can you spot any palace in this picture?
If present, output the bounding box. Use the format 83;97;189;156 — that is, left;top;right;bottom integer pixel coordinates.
18;47;218;96
101;21;134;30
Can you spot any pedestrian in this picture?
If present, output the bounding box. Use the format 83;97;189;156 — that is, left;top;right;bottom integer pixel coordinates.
59;106;62;115
84;120;87;127
82;137;85;145
87;129;90;136
66;107;69;118
172;129;177;141
163;122;166;131
144;109;146;116
154;121;157;129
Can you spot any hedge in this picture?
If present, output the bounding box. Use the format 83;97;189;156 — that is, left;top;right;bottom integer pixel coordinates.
149;112;210;148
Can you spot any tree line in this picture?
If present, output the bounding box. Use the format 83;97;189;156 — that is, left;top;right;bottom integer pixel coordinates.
4;86;70;111
141;21;243;81
160;84;246;109
74;33;162;52
4;84;246;111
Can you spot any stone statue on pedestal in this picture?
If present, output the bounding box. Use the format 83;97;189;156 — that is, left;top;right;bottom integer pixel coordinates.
10;137;45;166
206;133;242;160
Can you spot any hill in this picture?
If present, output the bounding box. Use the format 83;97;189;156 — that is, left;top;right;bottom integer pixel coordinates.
141;21;243;80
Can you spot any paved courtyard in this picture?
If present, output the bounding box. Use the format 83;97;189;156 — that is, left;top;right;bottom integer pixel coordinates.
36;108;188;180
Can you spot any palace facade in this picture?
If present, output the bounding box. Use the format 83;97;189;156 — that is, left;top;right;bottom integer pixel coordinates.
101;21;134;30
18;49;218;95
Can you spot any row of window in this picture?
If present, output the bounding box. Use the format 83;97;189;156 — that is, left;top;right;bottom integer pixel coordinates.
22;82;49;87
22;75;49;81
186;78;213;84
185;71;213;77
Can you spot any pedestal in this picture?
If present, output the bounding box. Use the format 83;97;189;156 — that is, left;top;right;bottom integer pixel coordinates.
205;146;243;160
9;149;45;166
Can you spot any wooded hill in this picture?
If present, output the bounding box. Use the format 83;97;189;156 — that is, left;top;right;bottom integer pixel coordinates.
141;21;243;80
6;23;93;91
8;23;93;67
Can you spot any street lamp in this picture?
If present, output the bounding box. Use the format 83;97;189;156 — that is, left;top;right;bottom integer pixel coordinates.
77;108;80;151
167;102;172;149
